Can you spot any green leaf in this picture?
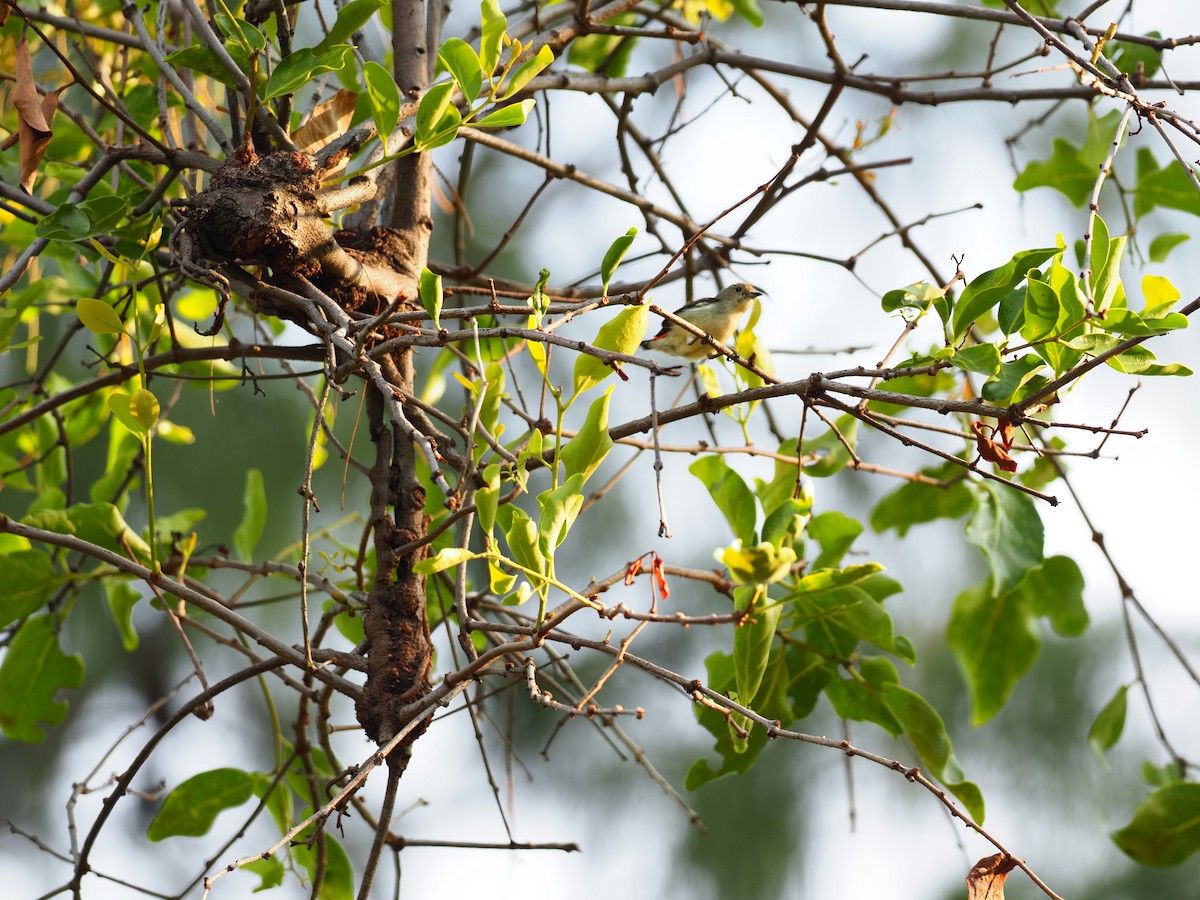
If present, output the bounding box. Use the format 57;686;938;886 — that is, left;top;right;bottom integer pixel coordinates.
1143;274;1181;316
232;468;267;561
1022;555;1088;637
560;387;614;485
734;588;780;707
479;0;507;77
823;671;901;737
785;645;831;718
1013;139;1097;206
81;196;129;234
947;581;1039;725
130;388;159;431
806;511;861;569
23;501;153;562
1021;275;1060;342
474;99;534;128
981;354;1046;403
107;390;146;437
416;81;456;139
419;107;463;150
165;45;247;88
869;371;956;416
567;16;639;76
244;856;285;893
418;267;443;329
570;305;648;398
1148;233;1189;262
537;474;585;555
729;0;765;26
1089;684;1128;767
439;37;484;101
294;829;354;900
36;205;94;240
1090;216;1127;313
753;438;805;516
799;583;895;656
802;415;858;478
717;541;797;585
1113;33;1162;79
1134;147;1200;218
1105;344;1192;377
318;0;386;50
965;481;1044;596
689;456;756;546
0;550;58;628
77;298;125;335
263;45;353;99
1014;109;1122;206
501;44;554;99
881;281;944;313
363;60;401;139
879;683;981;821
601;227;637;294
503;507;545;578
760;497;807;551
213;14;266;54
870;467;976;537
949;343;1001;377
0;615;85;742
1112;783;1200;867
1143;761;1184;789
1100;308;1188;336
147;768;260;840
476;464;501;535
104;581;141;651
952;248;1061;341
412;547;477;574
686;651;772;789
997;285;1027;336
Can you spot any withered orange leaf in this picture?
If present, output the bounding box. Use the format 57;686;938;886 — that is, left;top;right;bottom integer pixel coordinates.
998;419;1016;450
965;853;1017;900
971;421;1018;473
652;553;670;600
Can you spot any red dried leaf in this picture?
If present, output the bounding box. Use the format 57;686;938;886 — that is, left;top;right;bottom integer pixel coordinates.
965;853;1017;900
998;420;1016;450
651;553;670;600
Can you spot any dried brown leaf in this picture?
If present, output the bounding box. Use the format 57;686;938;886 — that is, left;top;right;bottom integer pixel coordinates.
14;35;55;193
971;421;1018;473
292;89;358;155
966;853;1018;900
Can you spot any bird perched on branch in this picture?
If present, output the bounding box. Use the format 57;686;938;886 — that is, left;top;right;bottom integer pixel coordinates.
640;283;763;360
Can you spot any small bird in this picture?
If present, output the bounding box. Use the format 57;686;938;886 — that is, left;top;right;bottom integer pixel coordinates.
640;283;763;360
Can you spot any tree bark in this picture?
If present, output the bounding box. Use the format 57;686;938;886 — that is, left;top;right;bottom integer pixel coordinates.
353;0;438;758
